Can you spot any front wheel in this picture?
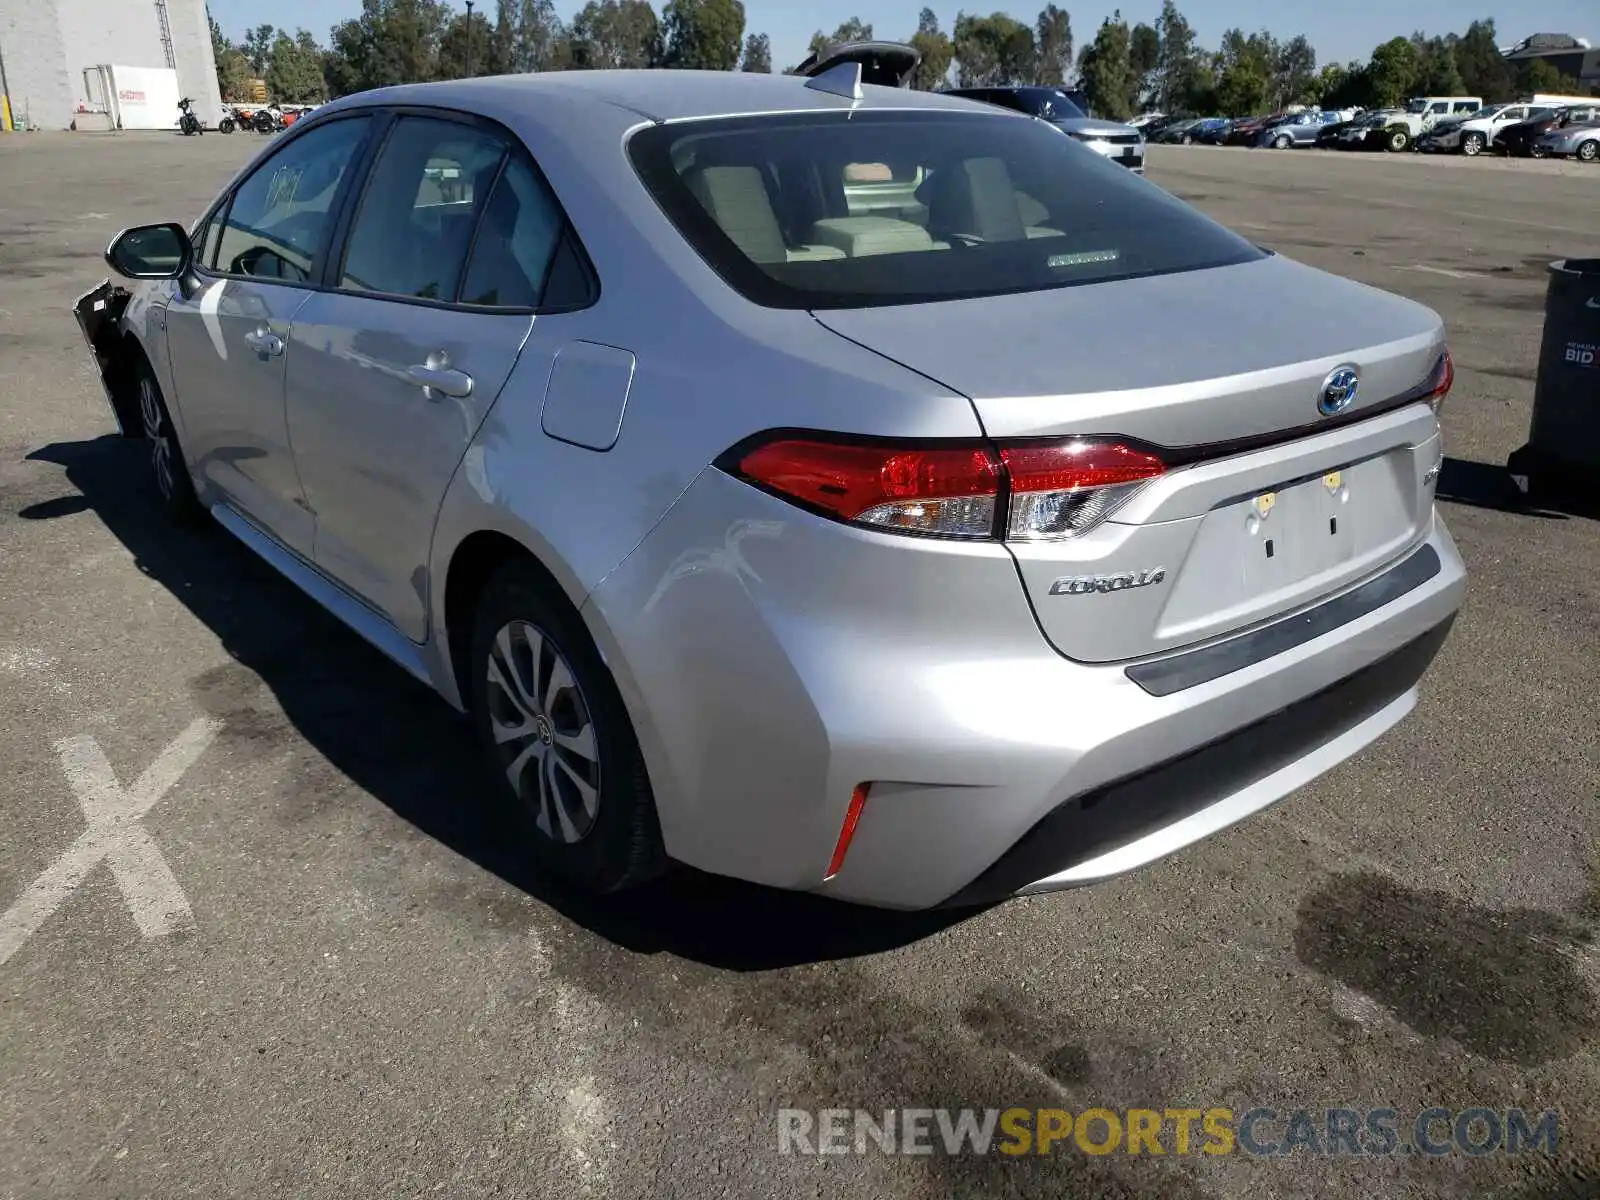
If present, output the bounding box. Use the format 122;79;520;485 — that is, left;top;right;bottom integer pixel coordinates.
1578;140;1599;163
1530;143;1549;159
1386;128;1411;153
218;116;235;134
1461;132;1485;156
1180;134;1193;145
468;563;665;895
135;361;203;522
1273;134;1293;150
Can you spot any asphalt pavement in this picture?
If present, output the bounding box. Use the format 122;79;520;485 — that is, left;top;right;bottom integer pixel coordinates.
1;131;1597;1199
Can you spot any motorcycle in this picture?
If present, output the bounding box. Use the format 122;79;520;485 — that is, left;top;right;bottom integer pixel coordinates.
217;104;238;134
251;106;283;134
177;97;203;136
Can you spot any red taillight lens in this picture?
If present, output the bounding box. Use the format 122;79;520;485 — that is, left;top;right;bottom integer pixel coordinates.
1428;349;1454;414
730;435;1165;542
1001;440;1166;540
735;438;1002;538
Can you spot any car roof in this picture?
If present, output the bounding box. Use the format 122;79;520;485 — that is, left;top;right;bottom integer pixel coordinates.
322;69;998;125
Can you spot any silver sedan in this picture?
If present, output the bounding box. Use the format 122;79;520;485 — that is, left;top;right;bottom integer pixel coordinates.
74;63;1464;910
1535;120;1600;161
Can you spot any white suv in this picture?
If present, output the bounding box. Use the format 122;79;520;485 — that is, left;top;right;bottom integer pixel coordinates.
1420;102;1553;156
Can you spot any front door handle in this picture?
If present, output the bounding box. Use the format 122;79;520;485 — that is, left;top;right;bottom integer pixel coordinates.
244;328;284;357
407;358;474;400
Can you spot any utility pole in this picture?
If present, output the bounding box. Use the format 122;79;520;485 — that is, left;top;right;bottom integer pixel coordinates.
464;0;476;77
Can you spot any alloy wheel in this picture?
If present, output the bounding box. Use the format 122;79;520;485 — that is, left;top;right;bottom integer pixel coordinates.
1462;134;1483;156
485;619;601;844
138;375;176;502
1579;141;1598;163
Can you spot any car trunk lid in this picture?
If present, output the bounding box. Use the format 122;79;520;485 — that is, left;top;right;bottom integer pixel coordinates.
813;254;1449;663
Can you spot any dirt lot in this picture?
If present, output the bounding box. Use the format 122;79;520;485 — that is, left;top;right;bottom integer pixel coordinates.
1;131;1597;1199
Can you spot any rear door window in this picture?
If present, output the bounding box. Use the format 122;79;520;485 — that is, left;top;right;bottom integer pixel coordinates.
337;116;507;301
628;109;1265;310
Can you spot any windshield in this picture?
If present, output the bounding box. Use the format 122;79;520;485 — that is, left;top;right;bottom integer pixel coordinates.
1037;90;1088;120
629;110;1266;311
1405;99;1430;114
1476;104;1508;119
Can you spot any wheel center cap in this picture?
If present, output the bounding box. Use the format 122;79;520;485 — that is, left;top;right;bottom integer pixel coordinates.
534;715;553;745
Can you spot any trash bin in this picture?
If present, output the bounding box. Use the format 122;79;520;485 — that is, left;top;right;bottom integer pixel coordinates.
1508;258;1600;503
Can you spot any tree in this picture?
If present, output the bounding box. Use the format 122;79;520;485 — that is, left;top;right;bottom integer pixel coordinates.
1078;13;1134;120
1129;22;1160;109
217;48;254;102
663;0;745;69
1366;36;1419;108
515;0;570;72
1519;58;1579;95
320;0;451;94
1032;5;1072;86
570;0;661;68
1455;19;1512;102
1410;34;1464;96
1153;0;1200;112
243;23;277;73
1214;59;1267;114
740;32;771;72
1272;33;1317;107
438;9;503;77
910;8;954;90
493;0;519;72
953;12;1035;87
809;18;872;59
266;29;328;100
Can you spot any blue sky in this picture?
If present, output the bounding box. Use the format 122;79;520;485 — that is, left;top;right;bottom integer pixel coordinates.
208;0;1594;74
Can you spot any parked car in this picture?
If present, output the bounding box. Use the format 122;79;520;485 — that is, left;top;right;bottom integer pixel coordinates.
1498;104;1600;156
944;85;1146;173
71;57;1463;911
1255;110;1350;148
1153;116;1205;143
1196;118;1236;144
1416;102;1556;155
1535;118;1600;161
1315;116;1368;148
1225;115;1277;145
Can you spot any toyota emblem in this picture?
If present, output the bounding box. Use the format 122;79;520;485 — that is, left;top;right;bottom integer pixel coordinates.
1319;366;1360;416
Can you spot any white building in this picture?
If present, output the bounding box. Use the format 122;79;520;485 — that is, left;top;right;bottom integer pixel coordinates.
0;0;222;130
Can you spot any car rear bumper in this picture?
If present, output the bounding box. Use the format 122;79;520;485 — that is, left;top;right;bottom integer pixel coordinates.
588;464;1466;910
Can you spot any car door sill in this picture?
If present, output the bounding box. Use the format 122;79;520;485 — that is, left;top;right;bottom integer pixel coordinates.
209;502;433;688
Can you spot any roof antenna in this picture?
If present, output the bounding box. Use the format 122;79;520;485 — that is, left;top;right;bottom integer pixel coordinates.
805;61;864;102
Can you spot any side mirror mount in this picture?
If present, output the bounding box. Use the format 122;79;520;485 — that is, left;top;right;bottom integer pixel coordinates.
105;222;193;281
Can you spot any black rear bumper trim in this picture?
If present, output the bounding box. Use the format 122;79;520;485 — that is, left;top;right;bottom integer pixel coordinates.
940;617;1454;909
1125;543;1441;698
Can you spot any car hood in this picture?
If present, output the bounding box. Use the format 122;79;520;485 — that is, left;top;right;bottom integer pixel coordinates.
1050;117;1140;138
811;253;1443;447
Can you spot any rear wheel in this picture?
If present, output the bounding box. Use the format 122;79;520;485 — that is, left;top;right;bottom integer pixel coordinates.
1461;132;1485;156
1578;140;1599;163
135;360;203;523
1530;142;1548;159
1386;127;1411;153
468;562;665;894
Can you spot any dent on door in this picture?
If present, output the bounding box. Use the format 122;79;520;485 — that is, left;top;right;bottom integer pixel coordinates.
540;341;636;452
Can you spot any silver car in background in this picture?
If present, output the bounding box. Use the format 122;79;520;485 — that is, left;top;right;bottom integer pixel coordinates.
1535;119;1600;161
75;64;1463;911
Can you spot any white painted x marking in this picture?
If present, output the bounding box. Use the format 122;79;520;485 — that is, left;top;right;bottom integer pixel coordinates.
0;718;221;966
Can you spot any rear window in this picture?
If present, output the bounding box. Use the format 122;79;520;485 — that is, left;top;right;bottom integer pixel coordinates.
628;110;1265;310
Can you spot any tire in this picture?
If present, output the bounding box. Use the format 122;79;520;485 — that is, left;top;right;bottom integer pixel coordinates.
219;117;235;134
1386;128;1411;153
1578;140;1599;163
468;562;665;895
1530;143;1548;159
1273;134;1293;150
1181;134;1192;145
134;358;203;523
1461;132;1485;156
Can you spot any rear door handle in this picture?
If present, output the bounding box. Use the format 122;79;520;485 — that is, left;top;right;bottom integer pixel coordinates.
407;362;474;400
244;328;284;357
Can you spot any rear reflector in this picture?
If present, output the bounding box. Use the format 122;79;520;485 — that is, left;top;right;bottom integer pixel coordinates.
824;784;870;881
727;435;1166;542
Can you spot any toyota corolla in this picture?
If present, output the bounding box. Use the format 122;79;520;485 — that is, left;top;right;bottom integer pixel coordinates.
74;64;1464;910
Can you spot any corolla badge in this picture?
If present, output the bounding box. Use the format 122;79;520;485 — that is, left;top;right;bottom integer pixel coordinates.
1319;365;1360;416
1050;567;1166;596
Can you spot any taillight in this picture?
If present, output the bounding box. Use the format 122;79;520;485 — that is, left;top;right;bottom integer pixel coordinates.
1427;349;1454;415
725;435;1165;541
1000;441;1167;540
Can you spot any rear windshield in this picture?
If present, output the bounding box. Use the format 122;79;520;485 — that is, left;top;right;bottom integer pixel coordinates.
627;109;1267;310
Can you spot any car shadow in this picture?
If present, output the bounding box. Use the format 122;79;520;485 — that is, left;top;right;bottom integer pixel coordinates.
1436;455;1590;520
24;435;982;970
